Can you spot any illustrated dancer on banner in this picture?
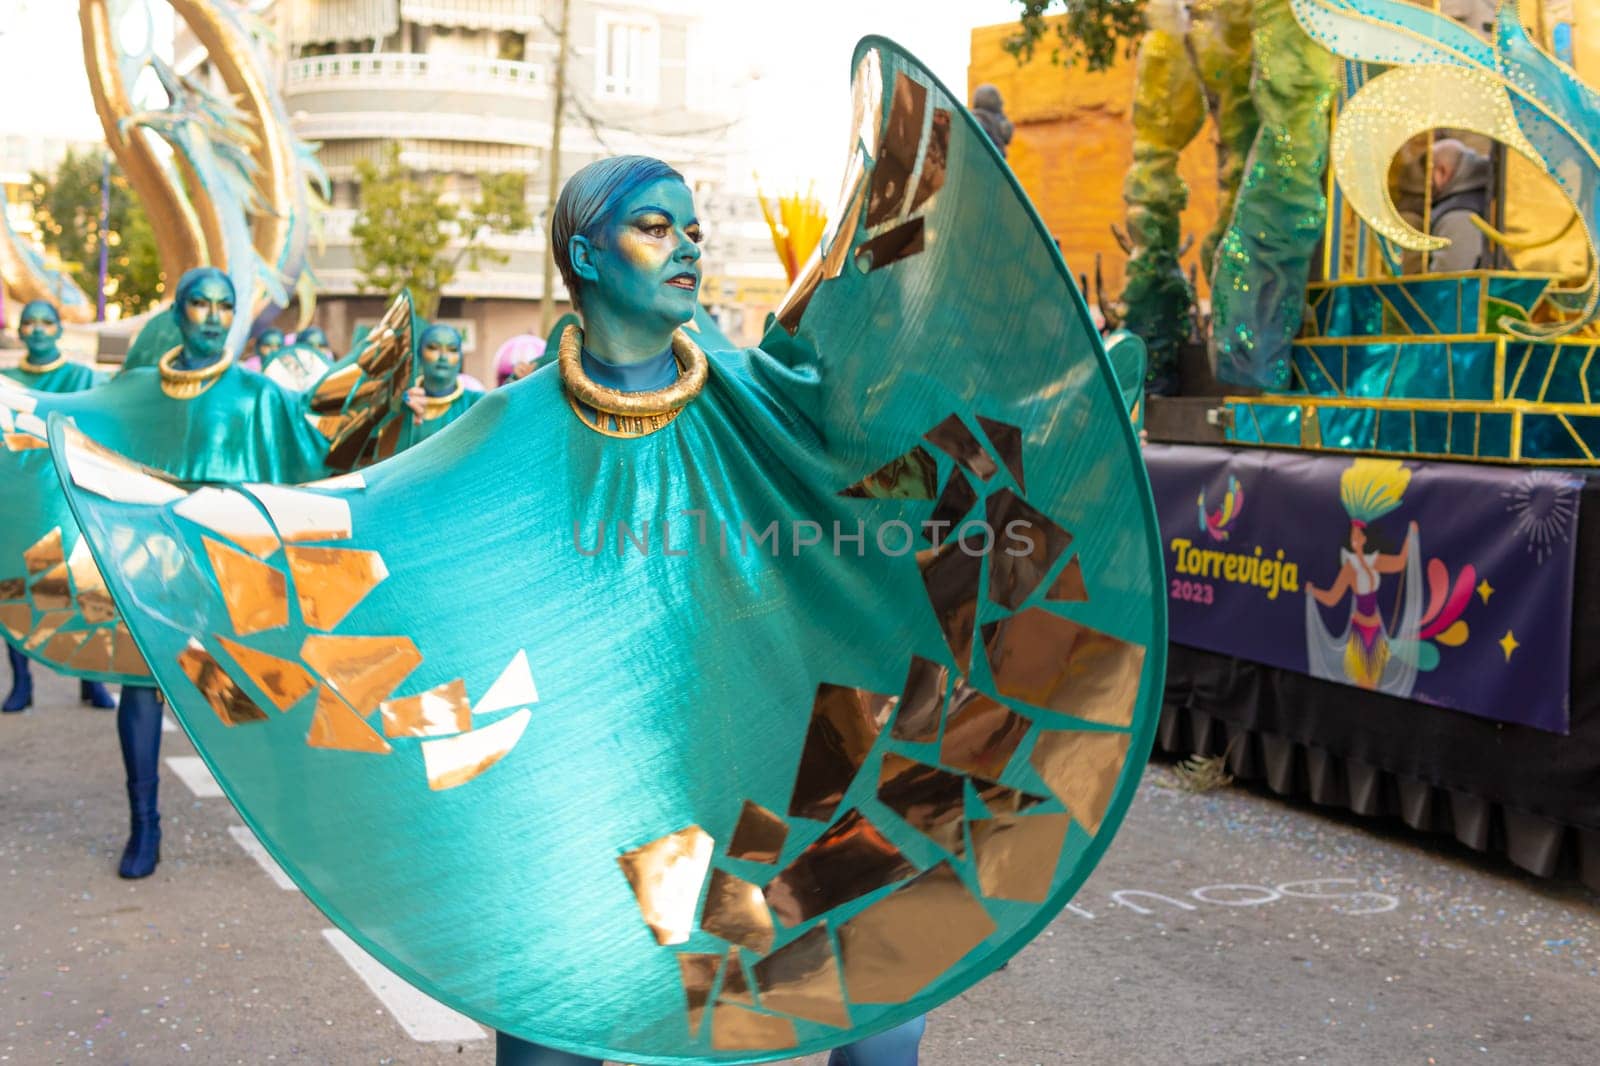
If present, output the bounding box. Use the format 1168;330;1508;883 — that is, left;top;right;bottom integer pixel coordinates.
2;300;116;712
1305;459;1424;694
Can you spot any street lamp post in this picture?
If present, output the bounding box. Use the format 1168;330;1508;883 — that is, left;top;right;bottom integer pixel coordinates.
97;151;110;322
539;0;571;334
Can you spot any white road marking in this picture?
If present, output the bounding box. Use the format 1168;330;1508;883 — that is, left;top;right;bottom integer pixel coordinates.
165;735;483;1046
164;755;223;798
161;715;177;733
320;929;487;1043
227;825;298;892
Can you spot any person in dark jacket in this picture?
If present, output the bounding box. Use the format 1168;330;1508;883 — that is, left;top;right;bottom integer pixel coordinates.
1428;138;1492;272
972;84;1014;158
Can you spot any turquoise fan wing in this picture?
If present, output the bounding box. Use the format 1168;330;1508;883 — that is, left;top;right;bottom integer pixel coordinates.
49;38;1165;1063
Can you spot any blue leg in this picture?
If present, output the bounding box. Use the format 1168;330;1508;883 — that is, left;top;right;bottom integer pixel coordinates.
494;1031;601;1066
4;645;33;712
827;1015;927;1066
116;685;163;879
80;678;116;710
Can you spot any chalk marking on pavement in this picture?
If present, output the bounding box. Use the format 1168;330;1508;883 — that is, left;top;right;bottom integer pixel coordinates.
227;825;298;892
320;929;487;1043
164;755;223;798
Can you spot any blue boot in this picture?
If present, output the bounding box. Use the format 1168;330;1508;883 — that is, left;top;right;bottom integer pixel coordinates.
80;680;116;709
494;1032;599;1065
828;1015;927;1066
116;685;163;879
4;645;32;712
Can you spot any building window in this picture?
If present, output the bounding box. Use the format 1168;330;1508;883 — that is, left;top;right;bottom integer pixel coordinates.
595;14;657;103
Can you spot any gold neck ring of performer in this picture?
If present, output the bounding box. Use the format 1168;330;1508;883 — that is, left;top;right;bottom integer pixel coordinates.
416;377;465;421
559;323;708;439
158;345;234;399
18;353;68;374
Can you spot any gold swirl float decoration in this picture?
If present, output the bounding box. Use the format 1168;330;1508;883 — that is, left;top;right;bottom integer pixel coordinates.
0;3;318;331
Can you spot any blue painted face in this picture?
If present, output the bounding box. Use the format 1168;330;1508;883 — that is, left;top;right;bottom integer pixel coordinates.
177;275;235;364
418;325;463;395
18;301;61;361
299;326;329;353
577;177;703;331
255;329;285;362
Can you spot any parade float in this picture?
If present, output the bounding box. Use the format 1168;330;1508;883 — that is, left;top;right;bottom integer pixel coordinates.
0;0;326;354
1078;0;1600;886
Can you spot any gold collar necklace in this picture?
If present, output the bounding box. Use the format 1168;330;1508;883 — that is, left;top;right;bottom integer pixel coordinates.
417;379;465;420
18;353;67;374
158;346;234;399
559;324;708;438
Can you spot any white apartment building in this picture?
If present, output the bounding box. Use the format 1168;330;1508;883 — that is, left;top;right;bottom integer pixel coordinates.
179;0;784;377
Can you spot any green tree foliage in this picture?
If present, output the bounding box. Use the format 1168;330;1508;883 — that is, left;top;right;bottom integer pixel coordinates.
27;148;165;316
350;144;533;319
1004;0;1150;71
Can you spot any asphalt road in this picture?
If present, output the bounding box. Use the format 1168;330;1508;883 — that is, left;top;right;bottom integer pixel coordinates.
3;671;1598;1065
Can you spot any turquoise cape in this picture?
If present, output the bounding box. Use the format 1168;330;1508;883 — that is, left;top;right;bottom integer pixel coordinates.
50;40;1166;1064
121;306;184;372
2;360;103;393
0;293;419;685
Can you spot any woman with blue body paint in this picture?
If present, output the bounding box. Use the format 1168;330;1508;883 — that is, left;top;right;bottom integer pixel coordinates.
2;300;102;393
490;156;928;1066
50;42;1164;1063
2;300;117;713
1;268;416;879
401;323;482;445
241;327;285;373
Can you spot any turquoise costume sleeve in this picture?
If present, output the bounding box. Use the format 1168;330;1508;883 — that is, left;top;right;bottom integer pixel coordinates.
49;40;1165;1064
0;369;329;685
120;307;185;372
0;293;419;685
2;362;104;393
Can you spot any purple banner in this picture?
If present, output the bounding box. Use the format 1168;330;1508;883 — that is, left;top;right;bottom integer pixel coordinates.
1145;445;1580;734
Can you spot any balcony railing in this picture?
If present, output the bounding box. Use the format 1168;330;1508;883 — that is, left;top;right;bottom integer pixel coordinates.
286;52;548;97
293;110;551;147
313;267;548;300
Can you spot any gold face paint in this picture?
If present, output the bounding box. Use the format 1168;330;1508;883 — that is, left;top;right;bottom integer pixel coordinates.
184;289;235;329
615;215;679;273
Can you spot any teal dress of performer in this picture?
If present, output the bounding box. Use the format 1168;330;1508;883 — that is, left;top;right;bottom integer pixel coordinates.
2;301;102;393
1;266;414;880
401;324;481;446
2;300;116;712
51;40;1164;1064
